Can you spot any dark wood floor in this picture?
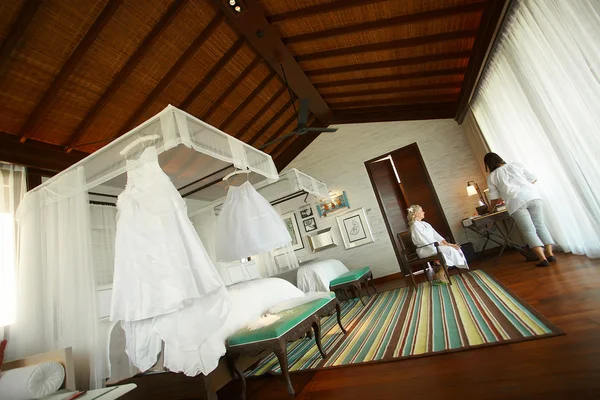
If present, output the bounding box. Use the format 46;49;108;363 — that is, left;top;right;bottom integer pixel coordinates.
218;252;600;399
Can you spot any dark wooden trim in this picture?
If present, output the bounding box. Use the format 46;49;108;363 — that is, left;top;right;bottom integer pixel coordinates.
179;36;247;110
64;0;188;150
259;113;298;152
0;131;87;172
214;0;332;124
112;14;225;139
246;98;294;146
267;0;387;23
0;0;42;72
221;70;277;131
271;134;295;157
201;55;260;120
315;68;467;89
329;102;457;124
323;82;463;99
26;167;55;191
296;30;477;62
456;0;510;123
284;3;486;45
273;121;325;170
265;116;316;154
329;94;459;110
18;0;123;143
306;51;471;77
234;85;287;139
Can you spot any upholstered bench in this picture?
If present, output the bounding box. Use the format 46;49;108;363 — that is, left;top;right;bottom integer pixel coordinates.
226;293;346;398
329;266;376;306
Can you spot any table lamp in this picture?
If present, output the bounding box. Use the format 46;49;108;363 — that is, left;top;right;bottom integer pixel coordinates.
466;181;488;207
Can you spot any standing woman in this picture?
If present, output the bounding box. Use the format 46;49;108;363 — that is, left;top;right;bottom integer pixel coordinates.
484;152;555;267
407;205;469;283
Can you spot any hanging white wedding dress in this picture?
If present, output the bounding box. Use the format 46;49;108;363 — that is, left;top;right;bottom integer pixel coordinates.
215;181;291;262
111;146;230;374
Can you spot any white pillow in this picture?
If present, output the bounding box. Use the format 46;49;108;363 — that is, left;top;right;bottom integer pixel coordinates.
0;361;65;399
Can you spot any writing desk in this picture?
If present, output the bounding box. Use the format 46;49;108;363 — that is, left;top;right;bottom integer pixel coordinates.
465;210;524;257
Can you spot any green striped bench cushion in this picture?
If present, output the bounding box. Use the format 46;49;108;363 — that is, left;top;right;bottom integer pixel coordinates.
228;293;336;347
330;267;371;287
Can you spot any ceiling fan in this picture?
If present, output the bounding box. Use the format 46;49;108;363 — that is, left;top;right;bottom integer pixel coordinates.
260;64;337;150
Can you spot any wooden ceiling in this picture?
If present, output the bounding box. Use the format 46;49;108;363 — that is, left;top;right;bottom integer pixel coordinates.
0;0;507;174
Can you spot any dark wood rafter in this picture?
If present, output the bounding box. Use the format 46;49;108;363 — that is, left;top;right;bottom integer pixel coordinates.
179;36;246;110
64;0;189;151
296;30;478;62
456;0;510;123
220;70;277;131
260;113;299;152
246;99;295;146
267;0;387;23
323;82;463;99
112;14;225;140
329;94;459;110
329;102;457;124
18;0;124;143
201;55;260;120
234;85;287;139
274;122;328;172
306;51;472;77
271;117;316;156
283;2;487;45
214;0;332;124
0;0;42;73
314;68;467;89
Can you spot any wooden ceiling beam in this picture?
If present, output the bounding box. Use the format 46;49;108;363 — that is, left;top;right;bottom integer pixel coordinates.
270;117;316;156
64;0;190;151
329;94;459;110
235;85;287;139
284;2;487;45
246;98;294;146
456;0;510;123
296;30;477;62
220;70;277;131
179;36;246;110
323;82;463;99
329;102;457;124
314;68;467;89
306;51;471;77
0;0;42;73
267;0;387;24
259;113;298;152
274;122;328;172
201;55;260;120
19;0;124;143
214;0;332;124
112;14;225;140
0;131;86;172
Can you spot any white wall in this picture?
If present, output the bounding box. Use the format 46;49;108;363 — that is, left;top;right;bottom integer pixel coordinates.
282;119;487;278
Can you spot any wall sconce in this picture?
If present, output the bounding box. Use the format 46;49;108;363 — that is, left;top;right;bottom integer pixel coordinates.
466;181;488;206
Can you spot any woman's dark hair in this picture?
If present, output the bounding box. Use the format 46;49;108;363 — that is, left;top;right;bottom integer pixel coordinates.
484;152;505;172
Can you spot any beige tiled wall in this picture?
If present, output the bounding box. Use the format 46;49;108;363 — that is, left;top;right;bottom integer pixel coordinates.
283;118;488;278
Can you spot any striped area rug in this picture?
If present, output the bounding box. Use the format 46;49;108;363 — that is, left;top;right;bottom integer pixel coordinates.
247;270;562;376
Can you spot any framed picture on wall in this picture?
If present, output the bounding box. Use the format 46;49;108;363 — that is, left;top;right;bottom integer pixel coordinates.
281;211;304;251
336;208;374;249
300;206;313;218
303;217;317;232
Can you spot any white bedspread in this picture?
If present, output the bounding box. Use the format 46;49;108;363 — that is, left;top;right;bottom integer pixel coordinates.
296;259;349;292
106;277;304;381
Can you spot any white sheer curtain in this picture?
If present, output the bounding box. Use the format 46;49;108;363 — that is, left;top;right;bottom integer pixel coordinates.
471;0;600;257
8;167;102;389
90;205;118;286
0;164;26;328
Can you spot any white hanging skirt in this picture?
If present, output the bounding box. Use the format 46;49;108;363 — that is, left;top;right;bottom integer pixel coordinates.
215;181;291;262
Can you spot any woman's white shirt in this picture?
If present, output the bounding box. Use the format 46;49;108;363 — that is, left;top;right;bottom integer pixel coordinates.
410;220;444;258
487;162;540;214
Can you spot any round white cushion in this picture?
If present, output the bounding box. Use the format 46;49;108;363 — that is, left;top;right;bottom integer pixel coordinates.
0;361;65;399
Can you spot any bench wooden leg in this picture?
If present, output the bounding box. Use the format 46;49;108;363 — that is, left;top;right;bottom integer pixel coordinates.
274;341;294;397
369;272;376;294
354;282;365;306
335;302;347;334
227;354;246;400
312;320;327;359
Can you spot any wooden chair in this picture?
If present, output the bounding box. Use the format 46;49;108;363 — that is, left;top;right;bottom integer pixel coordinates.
397;231;459;288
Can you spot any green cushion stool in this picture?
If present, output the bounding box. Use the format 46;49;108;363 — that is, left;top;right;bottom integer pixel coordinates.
329;266;376;306
226;293;346;398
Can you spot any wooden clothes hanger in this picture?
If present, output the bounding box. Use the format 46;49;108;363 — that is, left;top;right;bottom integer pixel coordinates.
222;169;250;188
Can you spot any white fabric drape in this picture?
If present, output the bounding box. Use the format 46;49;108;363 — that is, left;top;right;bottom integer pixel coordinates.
90;205;117;286
8;167;102;389
471;0;600;257
0;164;26;328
